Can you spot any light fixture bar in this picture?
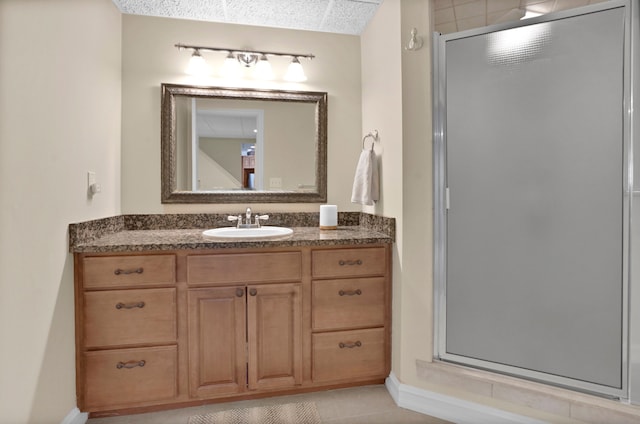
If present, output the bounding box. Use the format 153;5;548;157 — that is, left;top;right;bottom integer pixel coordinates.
175;43;315;61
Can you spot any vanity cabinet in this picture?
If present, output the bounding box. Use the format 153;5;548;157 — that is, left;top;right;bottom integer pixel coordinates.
187;283;302;398
76;254;178;411
186;251;303;397
74;244;390;416
310;247;389;383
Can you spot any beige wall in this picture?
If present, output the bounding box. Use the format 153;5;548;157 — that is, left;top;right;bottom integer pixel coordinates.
121;15;363;214
399;0;434;386
0;0;122;423
361;0;434;388
0;1;432;422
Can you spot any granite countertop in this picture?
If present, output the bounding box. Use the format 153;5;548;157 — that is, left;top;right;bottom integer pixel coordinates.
69;213;395;253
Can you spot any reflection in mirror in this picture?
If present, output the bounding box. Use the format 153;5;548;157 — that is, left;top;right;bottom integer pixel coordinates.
161;84;327;203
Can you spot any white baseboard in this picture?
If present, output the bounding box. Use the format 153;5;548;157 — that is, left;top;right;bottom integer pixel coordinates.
60;407;88;424
385;372;547;424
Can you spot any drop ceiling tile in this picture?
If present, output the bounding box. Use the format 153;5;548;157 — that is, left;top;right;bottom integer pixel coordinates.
174;0;227;21
455;0;486;20
116;0;227;20
435;7;456;25
112;0;381;35
224;0;329;31
320;0;380;35
434;0;454;10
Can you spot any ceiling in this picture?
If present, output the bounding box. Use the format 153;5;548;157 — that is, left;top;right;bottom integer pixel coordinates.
434;0;613;34
111;0;383;35
111;0;615;39
197;112;257;139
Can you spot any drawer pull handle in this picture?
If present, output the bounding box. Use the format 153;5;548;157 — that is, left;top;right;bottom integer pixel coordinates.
236;288;245;298
339;341;362;349
115;301;145;310
249;288;257;296
338;259;363;266
114;267;144;275
339;289;362;296
116;360;146;369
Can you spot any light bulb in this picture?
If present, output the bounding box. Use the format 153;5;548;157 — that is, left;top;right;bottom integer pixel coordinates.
221;52;241;78
284;57;307;82
254;54;274;80
186;50;210;76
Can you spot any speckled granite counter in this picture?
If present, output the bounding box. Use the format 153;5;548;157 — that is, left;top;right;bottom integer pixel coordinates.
69;212;395;253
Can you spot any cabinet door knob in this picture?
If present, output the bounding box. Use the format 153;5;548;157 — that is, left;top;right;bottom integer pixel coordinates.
249;288;257;296
236;288;244;297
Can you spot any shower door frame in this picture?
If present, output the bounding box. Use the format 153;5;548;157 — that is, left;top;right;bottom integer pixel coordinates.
432;0;637;400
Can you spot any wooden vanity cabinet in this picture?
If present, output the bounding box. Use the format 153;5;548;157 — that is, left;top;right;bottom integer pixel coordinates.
75;253;178;411
187;286;247;398
310;247;390;383
186;252;303;398
75;244;390;416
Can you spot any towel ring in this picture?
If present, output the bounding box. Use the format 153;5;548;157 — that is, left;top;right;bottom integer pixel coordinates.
362;130;379;150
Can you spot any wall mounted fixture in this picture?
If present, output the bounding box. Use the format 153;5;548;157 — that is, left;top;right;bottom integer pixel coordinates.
176;43;314;81
405;28;423;51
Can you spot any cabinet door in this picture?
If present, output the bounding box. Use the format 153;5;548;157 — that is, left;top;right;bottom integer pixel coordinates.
188;287;246;398
247;283;302;391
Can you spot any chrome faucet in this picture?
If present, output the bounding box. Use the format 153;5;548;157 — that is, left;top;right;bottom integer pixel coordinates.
227;207;269;228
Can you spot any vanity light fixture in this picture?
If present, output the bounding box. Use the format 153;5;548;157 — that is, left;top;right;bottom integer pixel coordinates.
221;52;241;78
254;54;274;80
186;49;210;76
284;57;307;82
175;43;314;81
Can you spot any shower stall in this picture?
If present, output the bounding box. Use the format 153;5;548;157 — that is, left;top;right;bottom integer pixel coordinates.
433;0;640;402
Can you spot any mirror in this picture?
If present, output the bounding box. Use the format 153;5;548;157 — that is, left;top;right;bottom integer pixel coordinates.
161;84;328;203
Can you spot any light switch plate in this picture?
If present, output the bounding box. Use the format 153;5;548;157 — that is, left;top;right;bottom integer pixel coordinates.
270;177;282;188
87;171;96;188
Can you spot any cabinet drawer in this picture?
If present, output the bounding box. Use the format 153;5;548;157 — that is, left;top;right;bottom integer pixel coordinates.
312;328;386;383
83;255;176;289
188;252;302;285
312;277;385;331
83;345;177;410
312;247;386;279
84;288;176;348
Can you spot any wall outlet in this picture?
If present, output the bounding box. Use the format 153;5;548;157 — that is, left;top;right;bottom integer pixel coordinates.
270;177;282;189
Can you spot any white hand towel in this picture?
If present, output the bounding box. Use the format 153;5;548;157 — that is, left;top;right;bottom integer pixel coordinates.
351;148;379;205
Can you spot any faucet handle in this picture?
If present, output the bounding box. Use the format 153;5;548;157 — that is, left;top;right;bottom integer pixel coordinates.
255;214;269;227
228;214;243;228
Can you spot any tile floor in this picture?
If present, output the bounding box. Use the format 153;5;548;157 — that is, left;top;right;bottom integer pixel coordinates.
87;385;451;424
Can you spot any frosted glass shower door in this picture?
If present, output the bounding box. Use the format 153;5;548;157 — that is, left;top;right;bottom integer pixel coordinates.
440;5;626;394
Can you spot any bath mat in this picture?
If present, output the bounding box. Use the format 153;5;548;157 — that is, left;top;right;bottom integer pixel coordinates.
188;401;321;424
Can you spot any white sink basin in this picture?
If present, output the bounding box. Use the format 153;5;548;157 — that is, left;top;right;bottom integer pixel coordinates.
202;226;293;239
